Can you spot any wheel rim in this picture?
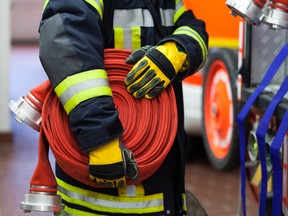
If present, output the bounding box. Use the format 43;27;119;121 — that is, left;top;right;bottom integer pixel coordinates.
204;59;234;159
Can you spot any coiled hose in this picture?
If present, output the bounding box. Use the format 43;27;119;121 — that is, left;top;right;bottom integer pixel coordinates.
37;49;178;188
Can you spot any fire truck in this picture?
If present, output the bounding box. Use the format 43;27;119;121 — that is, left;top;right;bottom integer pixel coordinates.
183;0;241;171
226;0;288;215
185;0;288;214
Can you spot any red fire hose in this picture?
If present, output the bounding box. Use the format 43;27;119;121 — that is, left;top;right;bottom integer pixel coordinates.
29;49;178;189
268;0;288;12
253;0;267;8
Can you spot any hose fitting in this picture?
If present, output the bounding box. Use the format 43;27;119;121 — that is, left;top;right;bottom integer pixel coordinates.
20;187;62;213
263;0;288;29
226;0;266;25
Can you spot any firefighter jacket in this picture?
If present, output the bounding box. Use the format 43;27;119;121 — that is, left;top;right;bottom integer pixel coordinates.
39;0;208;215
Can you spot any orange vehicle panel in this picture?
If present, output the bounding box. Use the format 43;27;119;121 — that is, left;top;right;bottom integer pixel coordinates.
184;0;240;48
183;0;240;85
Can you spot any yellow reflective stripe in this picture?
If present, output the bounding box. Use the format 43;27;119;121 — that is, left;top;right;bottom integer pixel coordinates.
114;27;124;49
85;0;104;19
55;70;108;96
182;193;187;211
114;27;141;51
57;178;164;214
63;206;100;216
131;27;141;51
42;0;103;18
174;0;185;23
64;87;112;114
43;0;49;11
209;37;238;49
173;26;208;70
54;69;112;114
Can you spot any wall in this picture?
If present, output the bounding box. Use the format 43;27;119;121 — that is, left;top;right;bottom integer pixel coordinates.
11;0;43;42
0;0;12;142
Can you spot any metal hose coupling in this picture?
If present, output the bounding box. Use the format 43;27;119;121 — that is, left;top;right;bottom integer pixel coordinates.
226;0;267;25
9;93;42;131
9;80;50;131
20;115;63;214
247;129;275;172
20;185;63;214
262;0;288;29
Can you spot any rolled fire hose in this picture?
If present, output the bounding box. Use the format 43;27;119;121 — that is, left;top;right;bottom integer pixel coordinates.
32;49;178;188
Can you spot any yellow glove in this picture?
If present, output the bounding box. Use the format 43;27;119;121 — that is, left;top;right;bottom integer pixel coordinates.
125;42;187;99
89;138;138;188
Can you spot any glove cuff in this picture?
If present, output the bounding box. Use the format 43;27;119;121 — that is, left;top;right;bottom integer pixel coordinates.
146;49;176;80
158;41;187;73
89;138;122;165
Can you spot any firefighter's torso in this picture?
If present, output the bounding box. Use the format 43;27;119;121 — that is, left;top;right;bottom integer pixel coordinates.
40;0;189;215
102;0;178;50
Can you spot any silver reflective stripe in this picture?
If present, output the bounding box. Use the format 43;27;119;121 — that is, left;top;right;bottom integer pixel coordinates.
123;28;132;50
58;78;109;106
159;9;174;26
113;9;154;27
58;185;164;209
176;0;184;11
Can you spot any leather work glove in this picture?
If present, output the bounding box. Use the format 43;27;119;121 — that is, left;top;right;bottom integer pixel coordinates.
89;138;138;188
125;41;187;99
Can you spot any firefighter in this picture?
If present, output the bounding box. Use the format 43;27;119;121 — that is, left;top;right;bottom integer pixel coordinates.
39;0;208;215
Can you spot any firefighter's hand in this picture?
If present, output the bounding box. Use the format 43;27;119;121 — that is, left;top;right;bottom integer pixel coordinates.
125;41;187;99
88;138;138;188
125;45;154;64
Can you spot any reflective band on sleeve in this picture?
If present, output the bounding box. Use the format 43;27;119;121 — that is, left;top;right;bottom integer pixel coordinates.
43;0;49;11
54;69;112;114
85;0;104;19
173;26;208;69
42;0;103;19
57;178;164;214
174;0;185;23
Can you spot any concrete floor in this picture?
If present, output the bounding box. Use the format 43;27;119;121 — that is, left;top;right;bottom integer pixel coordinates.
0;45;259;216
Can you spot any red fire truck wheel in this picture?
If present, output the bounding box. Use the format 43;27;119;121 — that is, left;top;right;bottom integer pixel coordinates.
202;48;239;171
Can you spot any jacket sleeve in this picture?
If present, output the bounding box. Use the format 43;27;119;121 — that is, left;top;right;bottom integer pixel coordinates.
158;3;209;80
39;0;124;152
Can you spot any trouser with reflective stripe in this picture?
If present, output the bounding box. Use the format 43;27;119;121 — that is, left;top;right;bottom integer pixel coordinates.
55;138;187;215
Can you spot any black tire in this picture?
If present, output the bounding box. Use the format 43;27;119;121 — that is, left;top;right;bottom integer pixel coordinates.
185;189;208;216
202;48;240;171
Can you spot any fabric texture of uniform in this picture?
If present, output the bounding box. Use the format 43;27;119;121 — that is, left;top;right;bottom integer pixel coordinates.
39;0;208;215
